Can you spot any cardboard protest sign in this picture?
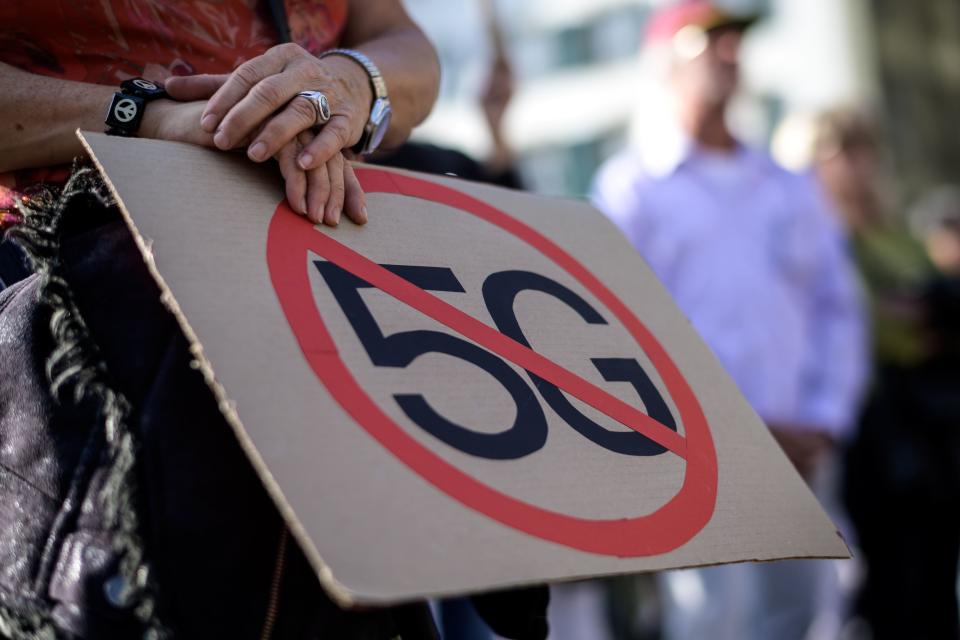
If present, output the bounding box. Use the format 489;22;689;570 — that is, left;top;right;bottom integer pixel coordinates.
79;131;848;606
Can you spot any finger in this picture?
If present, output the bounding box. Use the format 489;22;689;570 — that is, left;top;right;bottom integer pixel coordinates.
246;95;318;162
324;154;345;226
202;44;296;136
297;116;355;170
276;142;307;216
342;148;363;163
213;72;305;150
305;162;330;225
164;74;229;103
230;121;267;151
342;161;367;225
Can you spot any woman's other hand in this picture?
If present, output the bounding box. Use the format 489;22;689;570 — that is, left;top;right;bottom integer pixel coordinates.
165;44;372;172
166;45;371;226
139;100;216;148
275;130;367;227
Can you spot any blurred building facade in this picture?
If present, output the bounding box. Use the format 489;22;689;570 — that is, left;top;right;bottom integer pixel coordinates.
870;0;960;205
404;0;652;196
402;0;957;207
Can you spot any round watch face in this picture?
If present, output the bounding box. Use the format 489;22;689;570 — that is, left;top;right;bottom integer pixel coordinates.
368;99;392;153
370;110;391;152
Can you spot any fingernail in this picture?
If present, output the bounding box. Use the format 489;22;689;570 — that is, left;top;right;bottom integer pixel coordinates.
299;197;307;216
201;114;218;131
248;141;267;161
213;129;229;149
298;153;313;170
334;208;341;225
360;206;368;222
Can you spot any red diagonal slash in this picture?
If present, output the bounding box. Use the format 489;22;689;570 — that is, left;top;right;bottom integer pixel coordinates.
268;170;718;556
307;223;688;459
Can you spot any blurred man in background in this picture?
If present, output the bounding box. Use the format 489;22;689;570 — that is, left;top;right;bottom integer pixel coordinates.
591;2;868;639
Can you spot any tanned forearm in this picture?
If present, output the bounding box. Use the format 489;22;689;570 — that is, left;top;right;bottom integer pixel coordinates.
0;62;119;173
341;0;441;150
0;0;441;172
0;63;213;174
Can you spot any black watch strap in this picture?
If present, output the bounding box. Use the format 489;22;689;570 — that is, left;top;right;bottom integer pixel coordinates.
105;77;167;137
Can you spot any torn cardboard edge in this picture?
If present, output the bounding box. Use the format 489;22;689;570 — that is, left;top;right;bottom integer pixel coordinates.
77;130;850;609
77;130;358;608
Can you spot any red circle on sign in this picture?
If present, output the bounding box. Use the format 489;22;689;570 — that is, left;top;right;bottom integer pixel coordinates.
266;168;717;556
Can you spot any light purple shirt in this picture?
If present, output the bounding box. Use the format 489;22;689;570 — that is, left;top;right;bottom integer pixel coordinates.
591;139;868;437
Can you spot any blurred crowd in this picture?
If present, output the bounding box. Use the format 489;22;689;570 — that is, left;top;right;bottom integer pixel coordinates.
400;1;960;639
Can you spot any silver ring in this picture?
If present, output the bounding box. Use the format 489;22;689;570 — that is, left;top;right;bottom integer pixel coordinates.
296;91;331;127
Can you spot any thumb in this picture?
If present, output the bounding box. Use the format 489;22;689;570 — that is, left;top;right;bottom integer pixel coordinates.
164;74;229;101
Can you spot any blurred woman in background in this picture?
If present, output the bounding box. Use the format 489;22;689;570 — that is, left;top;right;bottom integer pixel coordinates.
813;108;960;640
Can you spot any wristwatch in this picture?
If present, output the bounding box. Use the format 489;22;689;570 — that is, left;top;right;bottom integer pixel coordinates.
104;78;168;137
319;48;392;155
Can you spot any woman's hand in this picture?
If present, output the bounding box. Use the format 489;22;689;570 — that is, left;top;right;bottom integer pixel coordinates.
141;98;367;225
276;130;367;226
165;44;373;225
139;99;216;147
165;43;372;170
